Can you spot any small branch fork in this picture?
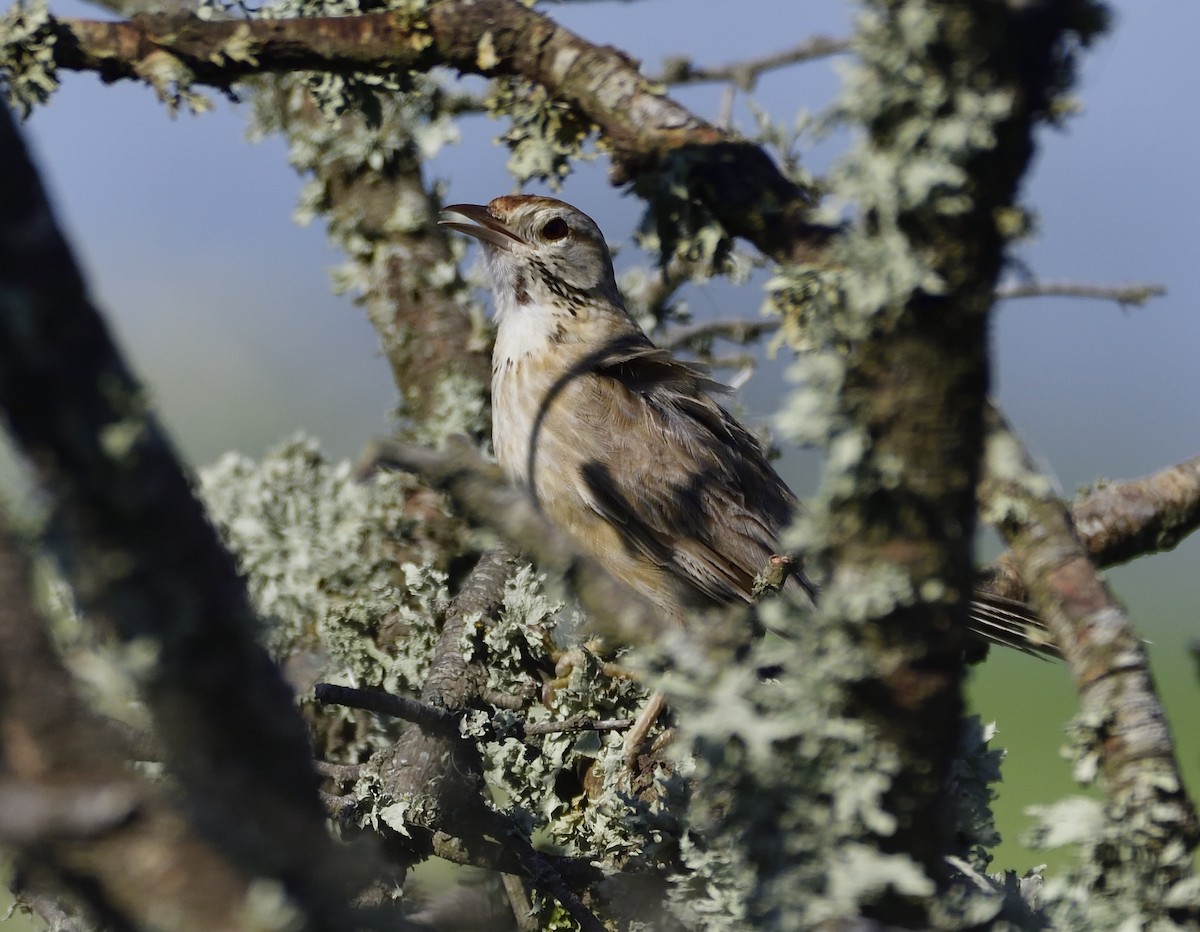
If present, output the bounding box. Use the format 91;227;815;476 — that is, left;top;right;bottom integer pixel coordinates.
650;35;851;89
980;452;1200;603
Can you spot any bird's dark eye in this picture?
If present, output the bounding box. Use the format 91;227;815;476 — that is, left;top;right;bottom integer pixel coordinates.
541;217;570;241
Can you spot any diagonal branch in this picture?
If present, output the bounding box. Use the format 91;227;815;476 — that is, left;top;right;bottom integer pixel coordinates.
980;409;1198;868
43;0;828;263
0;520;260;931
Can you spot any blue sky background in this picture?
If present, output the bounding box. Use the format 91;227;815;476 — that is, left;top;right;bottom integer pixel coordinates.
11;0;1200;871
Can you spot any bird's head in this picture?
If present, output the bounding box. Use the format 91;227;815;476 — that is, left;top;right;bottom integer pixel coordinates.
440;195;625;320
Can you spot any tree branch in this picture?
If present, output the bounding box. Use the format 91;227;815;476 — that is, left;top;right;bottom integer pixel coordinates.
667;279;1168;354
663;317;780;351
315;683;459;735
356;544;608;932
980;409;1199;868
45;1;828;263
0;520;261;930
0;102;360;923
787;3;1108;901
981;453;1200;603
248;77;491;432
315;681;633;739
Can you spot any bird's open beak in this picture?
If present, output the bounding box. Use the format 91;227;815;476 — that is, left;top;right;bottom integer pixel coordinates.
440;204;526;251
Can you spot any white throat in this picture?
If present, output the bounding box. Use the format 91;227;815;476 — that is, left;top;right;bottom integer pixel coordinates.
491;298;566;369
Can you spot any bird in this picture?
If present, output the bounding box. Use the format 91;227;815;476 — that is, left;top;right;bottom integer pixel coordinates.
440;195;1053;749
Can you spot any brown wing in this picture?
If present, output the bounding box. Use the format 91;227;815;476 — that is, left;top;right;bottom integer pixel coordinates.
549;333;1053;657
570;337;813;608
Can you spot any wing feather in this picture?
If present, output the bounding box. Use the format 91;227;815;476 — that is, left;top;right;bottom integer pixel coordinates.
563;336;810;607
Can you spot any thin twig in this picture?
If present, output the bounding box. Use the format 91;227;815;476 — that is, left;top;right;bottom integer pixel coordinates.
664;317;780;350
996;280;1166;306
315;683;632;740
666;279;1168;352
314;683;458;735
651;35;852;89
313;760;364;784
522;716;634;736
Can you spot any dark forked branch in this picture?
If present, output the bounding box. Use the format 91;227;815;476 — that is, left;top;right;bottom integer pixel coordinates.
41;0;827;264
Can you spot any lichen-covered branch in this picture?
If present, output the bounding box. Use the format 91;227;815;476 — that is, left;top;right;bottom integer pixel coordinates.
982;452;1200;603
764;1;1109;912
980;409;1198;877
249;77;490;437
1071;455;1200;562
0;102;358;924
32;0;828;263
352;544;608;932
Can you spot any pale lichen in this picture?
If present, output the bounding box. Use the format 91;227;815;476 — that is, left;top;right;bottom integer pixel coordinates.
0;0;59;116
633;149;735;274
484;76;596;188
199;435;459;758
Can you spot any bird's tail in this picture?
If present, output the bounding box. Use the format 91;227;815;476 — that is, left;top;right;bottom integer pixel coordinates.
968;591;1059;659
